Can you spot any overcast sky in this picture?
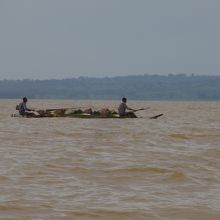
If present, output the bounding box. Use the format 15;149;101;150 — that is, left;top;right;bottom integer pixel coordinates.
0;0;220;79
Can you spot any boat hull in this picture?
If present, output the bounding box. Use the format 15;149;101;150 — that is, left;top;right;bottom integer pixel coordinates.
11;113;137;119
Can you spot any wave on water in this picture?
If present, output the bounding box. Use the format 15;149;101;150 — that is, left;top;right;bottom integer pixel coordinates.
63;210;154;220
107;166;170;174
165;171;190;182
169;133;190;140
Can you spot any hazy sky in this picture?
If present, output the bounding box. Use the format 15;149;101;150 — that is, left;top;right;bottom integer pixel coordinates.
0;0;220;79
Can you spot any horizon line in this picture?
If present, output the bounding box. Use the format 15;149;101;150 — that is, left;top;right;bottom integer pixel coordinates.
1;73;220;81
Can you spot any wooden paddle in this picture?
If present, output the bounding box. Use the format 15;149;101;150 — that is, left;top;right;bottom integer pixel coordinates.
149;114;163;119
133;107;150;112
132;108;163;119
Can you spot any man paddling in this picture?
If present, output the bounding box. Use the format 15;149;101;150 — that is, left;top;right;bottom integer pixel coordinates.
16;97;35;117
118;97;138;118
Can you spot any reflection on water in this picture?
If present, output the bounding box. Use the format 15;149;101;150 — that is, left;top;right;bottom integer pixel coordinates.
0;99;220;219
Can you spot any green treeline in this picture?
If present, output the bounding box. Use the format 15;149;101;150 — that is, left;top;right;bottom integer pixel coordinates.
0;74;220;100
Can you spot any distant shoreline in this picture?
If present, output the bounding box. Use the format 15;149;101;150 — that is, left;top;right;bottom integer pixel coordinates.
1;74;220;101
1;73;220;81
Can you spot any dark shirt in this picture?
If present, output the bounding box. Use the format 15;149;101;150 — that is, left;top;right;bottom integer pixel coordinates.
18;102;30;115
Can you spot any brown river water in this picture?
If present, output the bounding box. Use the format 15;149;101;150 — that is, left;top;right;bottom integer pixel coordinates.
0;99;220;220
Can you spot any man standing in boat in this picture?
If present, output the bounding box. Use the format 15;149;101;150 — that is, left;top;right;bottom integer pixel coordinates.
118;97;137;118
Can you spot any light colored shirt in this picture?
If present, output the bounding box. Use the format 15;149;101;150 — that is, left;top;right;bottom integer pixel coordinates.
118;102;128;116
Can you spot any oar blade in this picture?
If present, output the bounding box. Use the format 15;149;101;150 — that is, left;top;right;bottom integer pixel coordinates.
149;114;163;119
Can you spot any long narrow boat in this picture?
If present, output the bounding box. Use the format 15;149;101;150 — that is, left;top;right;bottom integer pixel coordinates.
11;108;163;119
11;112;163;119
11;113;135;118
11;112;137;118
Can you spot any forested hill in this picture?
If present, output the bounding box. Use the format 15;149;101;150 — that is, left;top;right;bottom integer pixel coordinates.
0;74;220;101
